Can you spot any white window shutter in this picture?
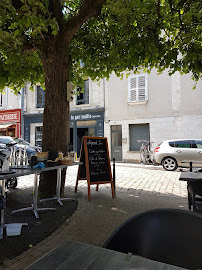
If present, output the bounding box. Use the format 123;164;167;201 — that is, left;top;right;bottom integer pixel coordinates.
138;75;146;101
129;77;137;102
129;74;147;103
2;88;7;107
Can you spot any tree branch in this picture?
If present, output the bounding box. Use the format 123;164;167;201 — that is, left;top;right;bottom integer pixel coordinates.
64;0;106;42
49;0;63;27
21;41;39;52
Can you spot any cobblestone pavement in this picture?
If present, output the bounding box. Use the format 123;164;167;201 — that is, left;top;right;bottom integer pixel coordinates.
1;164;188;270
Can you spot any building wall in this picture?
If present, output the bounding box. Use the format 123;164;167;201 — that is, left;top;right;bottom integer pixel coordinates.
0;87;22;137
23;84;43;115
0;87;21;111
105;70;202;162
23;79;105;152
70;79;104;109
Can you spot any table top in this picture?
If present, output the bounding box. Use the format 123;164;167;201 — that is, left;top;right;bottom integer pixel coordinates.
0;162;80;180
25;240;185;270
180;171;202;182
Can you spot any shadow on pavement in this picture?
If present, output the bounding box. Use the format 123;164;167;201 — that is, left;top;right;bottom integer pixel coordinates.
0;186;81;266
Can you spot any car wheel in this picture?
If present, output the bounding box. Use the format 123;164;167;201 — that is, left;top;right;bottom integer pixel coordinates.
162;157;178;171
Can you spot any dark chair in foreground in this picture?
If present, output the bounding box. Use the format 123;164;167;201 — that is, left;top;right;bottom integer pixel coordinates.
187;181;202;212
103;209;202;270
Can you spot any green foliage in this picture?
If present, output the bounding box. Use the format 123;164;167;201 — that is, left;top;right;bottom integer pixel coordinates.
70;0;202;84
0;0;201;91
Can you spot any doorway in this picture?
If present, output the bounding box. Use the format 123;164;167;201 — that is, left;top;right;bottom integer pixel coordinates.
76;127;96;157
77;128;88;157
111;125;122;161
70;128;73;152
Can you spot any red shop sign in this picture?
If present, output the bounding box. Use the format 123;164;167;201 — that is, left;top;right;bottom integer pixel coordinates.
0;109;21;123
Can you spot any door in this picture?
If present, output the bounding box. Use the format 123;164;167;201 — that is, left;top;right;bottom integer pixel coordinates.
77;128;88;157
76;127;95;158
192;140;202;163
130;124;150;151
111;125;122;161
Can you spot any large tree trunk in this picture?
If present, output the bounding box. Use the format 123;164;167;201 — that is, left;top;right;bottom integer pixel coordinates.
39;34;70;198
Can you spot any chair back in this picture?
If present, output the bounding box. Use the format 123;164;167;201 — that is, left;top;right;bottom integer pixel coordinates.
103;209;202;270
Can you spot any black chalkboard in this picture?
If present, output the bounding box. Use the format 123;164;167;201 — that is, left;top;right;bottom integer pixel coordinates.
75;136;115;201
86;137;111;183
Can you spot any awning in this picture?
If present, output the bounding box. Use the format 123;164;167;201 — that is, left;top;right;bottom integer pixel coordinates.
0;124;13;130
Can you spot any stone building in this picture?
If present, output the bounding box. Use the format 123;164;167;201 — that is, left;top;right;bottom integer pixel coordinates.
0;87;21;137
21;69;202;163
22;80;104;157
104;70;202;162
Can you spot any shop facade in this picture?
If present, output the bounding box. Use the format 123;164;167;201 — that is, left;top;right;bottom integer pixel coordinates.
23;109;104;157
70;109;104;157
0;109;21;137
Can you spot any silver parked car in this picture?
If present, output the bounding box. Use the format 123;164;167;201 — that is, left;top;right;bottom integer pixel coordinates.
153;139;202;171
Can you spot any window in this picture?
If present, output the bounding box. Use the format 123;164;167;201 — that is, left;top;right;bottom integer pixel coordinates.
129;124;150;151
128;74;148;103
35;126;43;147
111;125;122;147
36;86;45;108
76;80;89;105
0;138;12;144
175;140;191;148
0;88;7;107
195;140;202;149
169;141;175;147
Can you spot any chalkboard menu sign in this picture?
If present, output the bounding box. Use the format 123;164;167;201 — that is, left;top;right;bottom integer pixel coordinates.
75;137;115;201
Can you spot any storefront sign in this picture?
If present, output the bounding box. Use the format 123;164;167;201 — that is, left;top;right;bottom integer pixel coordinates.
70;112;102;121
0;109;21;123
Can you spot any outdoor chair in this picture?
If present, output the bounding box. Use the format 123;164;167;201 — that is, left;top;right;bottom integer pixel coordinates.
103;209;202;270
187;181;202;212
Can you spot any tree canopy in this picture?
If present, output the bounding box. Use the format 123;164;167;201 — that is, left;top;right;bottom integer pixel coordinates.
0;0;201;93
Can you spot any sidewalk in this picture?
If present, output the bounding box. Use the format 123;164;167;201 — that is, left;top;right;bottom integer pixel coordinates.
1;164;188;269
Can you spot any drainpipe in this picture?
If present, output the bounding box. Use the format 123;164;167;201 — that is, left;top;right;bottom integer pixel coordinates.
21;87;24;139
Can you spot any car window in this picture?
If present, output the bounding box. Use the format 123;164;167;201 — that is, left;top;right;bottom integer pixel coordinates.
195;140;202;149
14;138;31;146
2;138;12;144
174;140;191;148
169;141;175;147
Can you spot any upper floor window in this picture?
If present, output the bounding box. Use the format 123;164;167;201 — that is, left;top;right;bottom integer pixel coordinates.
36;86;45;108
128;74;148;103
76;80;89;105
0;88;7;107
35;126;43;147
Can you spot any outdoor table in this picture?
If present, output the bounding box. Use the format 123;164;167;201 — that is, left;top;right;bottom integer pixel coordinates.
0;169;36;239
179;171;202;211
25;239;186;270
11;163;80;218
11;167;56;219
179;171;202;182
40;163;79;206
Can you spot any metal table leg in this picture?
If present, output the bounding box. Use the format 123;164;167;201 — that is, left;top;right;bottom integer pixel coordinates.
12;173;56;219
40;168;75;206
